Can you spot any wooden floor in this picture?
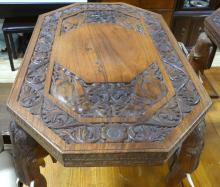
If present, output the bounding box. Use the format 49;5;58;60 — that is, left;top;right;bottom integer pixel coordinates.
0;83;12;132
0;85;220;186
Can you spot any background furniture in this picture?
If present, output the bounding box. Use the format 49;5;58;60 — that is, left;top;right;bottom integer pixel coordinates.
173;0;220;50
0;0;174;26
2;17;36;71
0;1;86;18
205;7;220;67
187;8;220;86
7;3;211;187
93;0;176;26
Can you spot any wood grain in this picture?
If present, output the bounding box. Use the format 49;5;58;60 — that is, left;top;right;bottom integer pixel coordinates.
202;75;219;98
52;23;163;83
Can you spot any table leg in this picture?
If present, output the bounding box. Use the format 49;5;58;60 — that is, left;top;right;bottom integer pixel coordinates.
167;121;205;186
188;32;214;75
3;32;15;71
9;121;49;187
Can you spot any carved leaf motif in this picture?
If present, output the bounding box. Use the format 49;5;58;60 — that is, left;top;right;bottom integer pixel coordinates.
50;63;167;118
164;63;188;91
41;99;70;128
177;80;200;114
61;10;145;35
53;124;172;143
19;84;43;116
156;99;181;126
128;125;171;142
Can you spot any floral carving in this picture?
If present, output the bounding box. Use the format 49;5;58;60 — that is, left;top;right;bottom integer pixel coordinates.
50;63;168;119
41;98;171;143
61;9;145;35
212;14;220;27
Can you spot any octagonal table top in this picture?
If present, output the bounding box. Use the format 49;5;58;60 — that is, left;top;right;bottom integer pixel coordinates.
7;3;211;166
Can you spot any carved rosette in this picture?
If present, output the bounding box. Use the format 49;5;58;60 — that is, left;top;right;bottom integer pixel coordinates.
19;4;200;144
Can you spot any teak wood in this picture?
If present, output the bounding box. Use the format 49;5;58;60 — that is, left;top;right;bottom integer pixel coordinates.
7;3;211;187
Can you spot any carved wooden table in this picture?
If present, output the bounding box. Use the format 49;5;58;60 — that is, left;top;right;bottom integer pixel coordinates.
7;3;212;187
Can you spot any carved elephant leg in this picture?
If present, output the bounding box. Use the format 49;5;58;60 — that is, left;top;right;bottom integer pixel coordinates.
188;32;214;75
10;121;49;187
166;121;205;187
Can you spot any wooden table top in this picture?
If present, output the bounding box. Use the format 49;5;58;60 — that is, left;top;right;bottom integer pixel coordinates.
7;3;211;166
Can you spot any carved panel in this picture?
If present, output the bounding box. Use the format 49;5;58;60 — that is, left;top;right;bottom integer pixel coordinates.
19;4;200;144
61;9;146;35
50;63;168;120
41;98;172;143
